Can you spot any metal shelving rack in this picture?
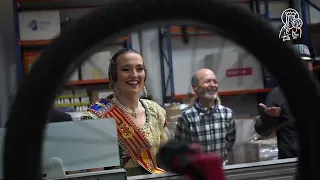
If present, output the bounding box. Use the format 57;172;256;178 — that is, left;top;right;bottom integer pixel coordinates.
254;0;291;90
158;0;291;103
14;0;317;103
254;0;286;20
13;1;23;83
259;0;320;65
14;0;132;85
158;27;175;103
254;0;320;48
301;0;320;47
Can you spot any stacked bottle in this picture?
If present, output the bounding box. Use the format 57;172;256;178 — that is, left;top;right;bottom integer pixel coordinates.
54;88;91;112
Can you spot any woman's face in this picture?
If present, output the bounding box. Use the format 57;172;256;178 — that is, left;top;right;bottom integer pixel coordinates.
116;52;146;95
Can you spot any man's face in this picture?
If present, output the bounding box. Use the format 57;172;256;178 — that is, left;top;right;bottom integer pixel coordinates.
193;70;218;101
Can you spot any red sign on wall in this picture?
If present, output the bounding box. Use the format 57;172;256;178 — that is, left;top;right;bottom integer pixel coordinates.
226;67;253;77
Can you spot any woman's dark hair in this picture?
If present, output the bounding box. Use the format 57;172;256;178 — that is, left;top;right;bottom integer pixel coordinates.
108;48;146;85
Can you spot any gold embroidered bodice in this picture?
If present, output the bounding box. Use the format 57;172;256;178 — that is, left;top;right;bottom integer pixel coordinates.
81;97;168;171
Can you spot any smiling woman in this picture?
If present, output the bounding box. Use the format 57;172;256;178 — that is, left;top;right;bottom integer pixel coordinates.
80;48;170;176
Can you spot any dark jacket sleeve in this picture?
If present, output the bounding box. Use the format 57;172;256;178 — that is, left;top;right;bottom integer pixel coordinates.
254;116;274;137
255;88;281;136
5;109;73;127
49;109;73;123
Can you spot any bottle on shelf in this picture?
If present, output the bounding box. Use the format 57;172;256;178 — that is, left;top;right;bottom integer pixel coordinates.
55;88;91;112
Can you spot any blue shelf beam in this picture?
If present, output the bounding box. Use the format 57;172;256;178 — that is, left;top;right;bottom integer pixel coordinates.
255;0;261;14
126;35;133;49
158;27;176;103
301;0;320;46
158;28;167;103
308;0;320;12
165;27;175;102
301;0;310;46
264;0;270;18
13;1;23;83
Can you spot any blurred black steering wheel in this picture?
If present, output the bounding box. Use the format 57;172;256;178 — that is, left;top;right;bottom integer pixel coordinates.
4;0;320;179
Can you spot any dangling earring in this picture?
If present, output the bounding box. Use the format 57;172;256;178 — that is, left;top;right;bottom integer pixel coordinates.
109;82;120;97
143;85;148;98
114;85;120;97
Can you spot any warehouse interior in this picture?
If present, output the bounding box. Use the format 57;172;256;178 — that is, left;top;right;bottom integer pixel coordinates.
1;0;320;179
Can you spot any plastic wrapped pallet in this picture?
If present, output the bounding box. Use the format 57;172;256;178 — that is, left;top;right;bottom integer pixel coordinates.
244;132;278;163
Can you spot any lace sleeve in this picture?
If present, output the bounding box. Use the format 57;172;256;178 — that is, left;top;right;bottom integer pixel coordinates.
80;110;99;120
157;105;170;143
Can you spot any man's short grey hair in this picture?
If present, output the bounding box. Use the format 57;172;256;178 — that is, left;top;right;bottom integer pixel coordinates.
191;74;198;86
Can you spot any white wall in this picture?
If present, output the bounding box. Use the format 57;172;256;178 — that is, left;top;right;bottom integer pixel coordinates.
68;0;320;115
138;29;163;104
77;29;164;104
16;2;302;105
16;1;316;116
163;36;264;96
309;0;320;23
258;1;289;30
135;1;295;117
137;30;266;117
139;1;291;99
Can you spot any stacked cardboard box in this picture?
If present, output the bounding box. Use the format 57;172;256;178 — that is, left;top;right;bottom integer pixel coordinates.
164;102;191;138
164;103;182;137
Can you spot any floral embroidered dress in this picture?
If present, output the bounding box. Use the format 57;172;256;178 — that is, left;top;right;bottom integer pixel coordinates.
81;97;168;176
